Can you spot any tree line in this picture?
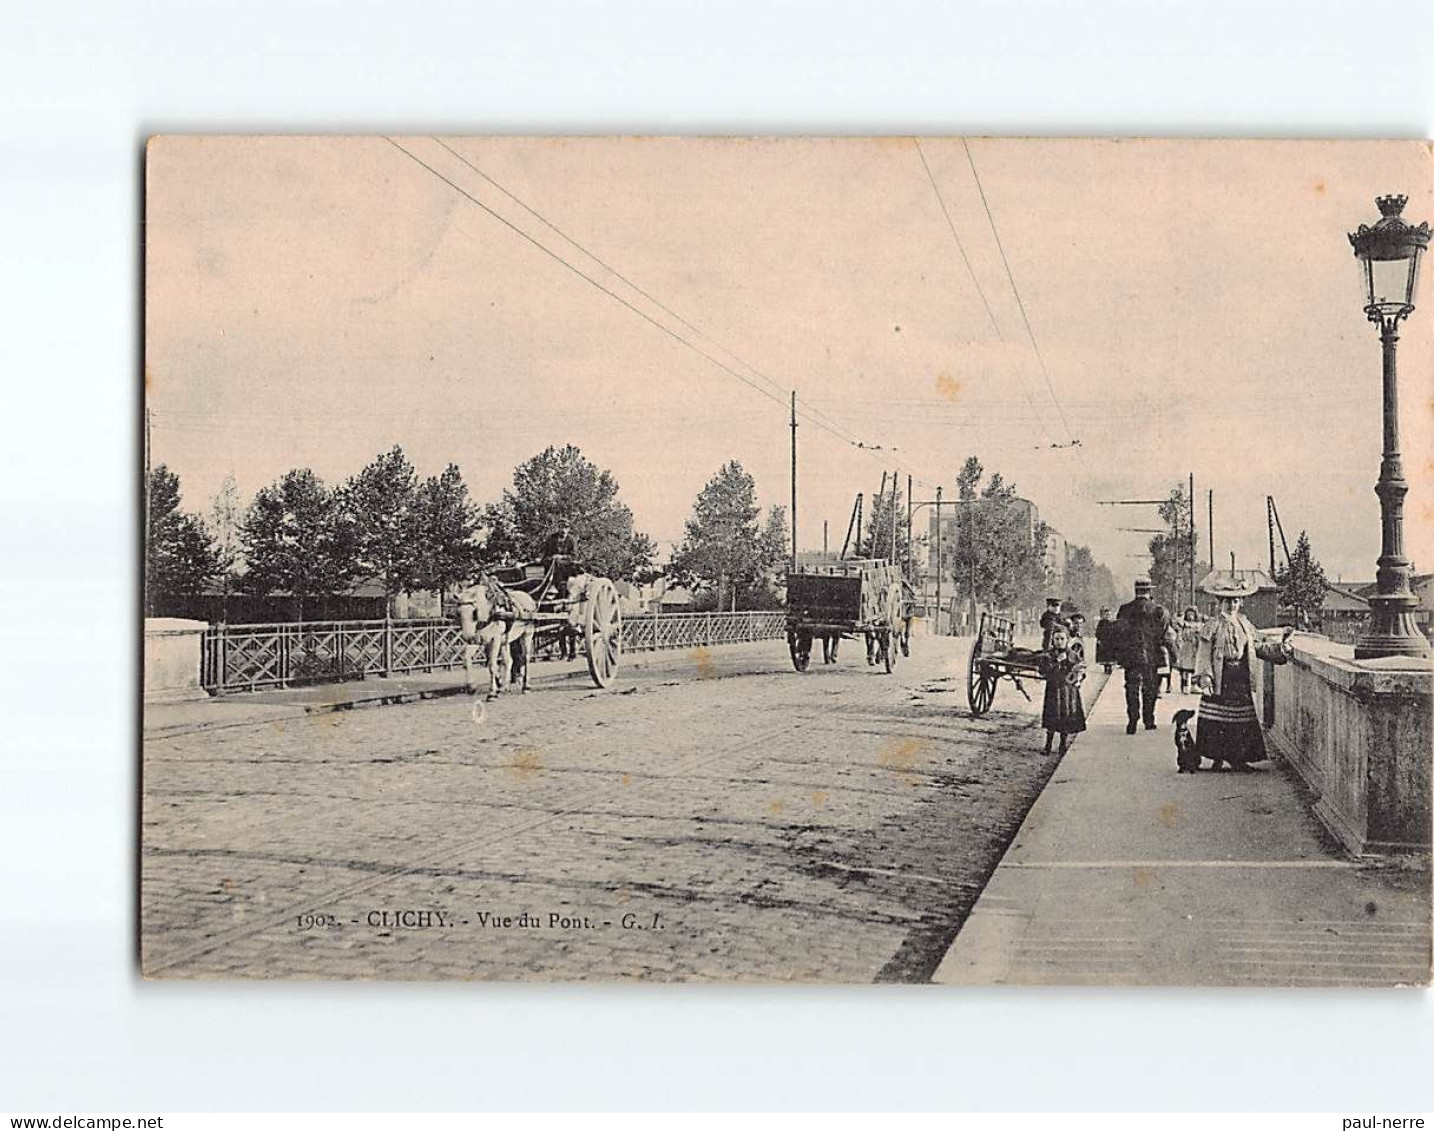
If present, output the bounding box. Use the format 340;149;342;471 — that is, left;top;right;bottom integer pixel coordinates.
145;445;791;619
147;441;1139;623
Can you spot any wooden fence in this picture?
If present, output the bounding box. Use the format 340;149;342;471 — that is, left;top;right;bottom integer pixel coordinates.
200;611;789;694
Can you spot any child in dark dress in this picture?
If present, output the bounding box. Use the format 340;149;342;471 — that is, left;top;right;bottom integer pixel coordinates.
1038;623;1087;753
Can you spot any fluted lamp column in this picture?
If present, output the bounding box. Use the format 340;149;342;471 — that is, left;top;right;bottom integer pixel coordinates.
1348;194;1430;660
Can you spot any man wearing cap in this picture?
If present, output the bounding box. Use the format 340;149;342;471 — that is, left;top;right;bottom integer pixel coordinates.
1039;596;1065;650
1115;578;1173;734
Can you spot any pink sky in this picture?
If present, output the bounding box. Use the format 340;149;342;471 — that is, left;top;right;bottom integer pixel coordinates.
145;136;1434;590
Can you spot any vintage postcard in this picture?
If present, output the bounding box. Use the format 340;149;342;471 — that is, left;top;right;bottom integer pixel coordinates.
142;137;1432;984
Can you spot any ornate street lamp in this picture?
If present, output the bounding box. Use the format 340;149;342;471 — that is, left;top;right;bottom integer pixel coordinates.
1348;194;1430;660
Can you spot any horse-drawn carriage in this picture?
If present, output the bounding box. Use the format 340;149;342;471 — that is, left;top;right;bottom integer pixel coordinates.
452;556;622;698
784;558;907;673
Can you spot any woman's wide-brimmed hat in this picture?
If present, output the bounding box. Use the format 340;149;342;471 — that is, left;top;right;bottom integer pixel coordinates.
1203;576;1259;599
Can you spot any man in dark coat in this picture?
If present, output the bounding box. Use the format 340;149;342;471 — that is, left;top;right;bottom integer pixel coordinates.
1039;596;1065;650
541;522;577;564
541;522;580;659
1115;578;1172;734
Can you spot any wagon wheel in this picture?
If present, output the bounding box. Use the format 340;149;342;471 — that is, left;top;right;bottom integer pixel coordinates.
881;584;903;673
583;578;622;688
788;629;812;672
967;641;998;716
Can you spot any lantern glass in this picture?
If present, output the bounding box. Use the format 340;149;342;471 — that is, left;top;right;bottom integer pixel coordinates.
1365;253;1419;311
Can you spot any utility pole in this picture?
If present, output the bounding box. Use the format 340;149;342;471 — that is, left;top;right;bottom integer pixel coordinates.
934;486;943;634
1189;472;1196;609
841;494;863;560
1208;489;1215;573
1267;496;1277;578
889;467;898;564
789;392;797;569
874;472;888;560
906;474;913;582
822;519;828;557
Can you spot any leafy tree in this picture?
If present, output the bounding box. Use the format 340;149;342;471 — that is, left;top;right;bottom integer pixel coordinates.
1275;531;1327;623
1065;543;1119;615
240;468;350;617
956;456;983;502
484;444;656;581
1148;483;1206;613
209;472;244;619
411;463;482;600
947;463;1049;613
749;504;791;609
146;464;219;612
670;461;783;610
336;446;421;605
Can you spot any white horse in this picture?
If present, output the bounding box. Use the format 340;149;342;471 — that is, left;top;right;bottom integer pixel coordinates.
453;577;537;700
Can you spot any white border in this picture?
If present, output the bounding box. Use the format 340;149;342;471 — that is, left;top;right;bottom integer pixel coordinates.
2;0;1432;1113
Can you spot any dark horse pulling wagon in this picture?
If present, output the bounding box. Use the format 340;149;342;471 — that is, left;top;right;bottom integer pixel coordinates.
785;558;906;673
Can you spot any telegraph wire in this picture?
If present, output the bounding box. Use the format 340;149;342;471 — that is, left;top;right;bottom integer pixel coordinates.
960;138;1106;507
388;137;942;492
429;137;914;471
961;138;1079;445
384;137;793;415
914;139;1005;342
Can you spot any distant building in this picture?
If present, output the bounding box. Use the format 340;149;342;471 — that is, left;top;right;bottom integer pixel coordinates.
795;550;844;569
1319;584;1371;644
1044;528;1067;590
925;510;961;577
927;495;1042;577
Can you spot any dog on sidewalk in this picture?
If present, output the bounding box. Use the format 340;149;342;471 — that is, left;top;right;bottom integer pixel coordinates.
1173;708;1200;773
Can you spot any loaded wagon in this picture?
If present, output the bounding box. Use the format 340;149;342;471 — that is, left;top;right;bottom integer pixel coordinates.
784;558;906;673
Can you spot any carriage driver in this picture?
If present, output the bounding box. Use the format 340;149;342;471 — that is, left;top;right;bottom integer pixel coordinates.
542;521;577;564
542;522;580;659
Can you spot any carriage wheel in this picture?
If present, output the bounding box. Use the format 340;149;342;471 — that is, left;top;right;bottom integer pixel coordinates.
967;643;997;716
584;578;621;688
788;629;812;672
963;639;998;710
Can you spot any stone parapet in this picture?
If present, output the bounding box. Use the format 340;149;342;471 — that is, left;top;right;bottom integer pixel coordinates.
1252;634;1431;855
144;618;211;703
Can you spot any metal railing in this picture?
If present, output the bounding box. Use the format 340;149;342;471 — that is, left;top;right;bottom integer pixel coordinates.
201;610;790;694
622;610;787;651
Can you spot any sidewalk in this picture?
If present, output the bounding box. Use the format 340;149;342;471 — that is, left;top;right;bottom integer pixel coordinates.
143;669;476;739
142;641;783;739
934;676;1432;987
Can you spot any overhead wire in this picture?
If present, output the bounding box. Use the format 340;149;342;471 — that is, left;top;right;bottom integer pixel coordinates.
390;136;943;491
958;138;1111;510
428;136;936;486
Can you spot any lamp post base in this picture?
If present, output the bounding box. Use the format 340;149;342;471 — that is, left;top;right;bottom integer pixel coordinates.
1354;595;1430;661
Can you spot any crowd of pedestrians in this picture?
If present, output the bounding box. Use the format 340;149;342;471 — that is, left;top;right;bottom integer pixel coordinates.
1033;577;1295;771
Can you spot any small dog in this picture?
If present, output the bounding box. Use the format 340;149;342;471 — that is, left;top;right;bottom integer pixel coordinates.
1173;709;1200;773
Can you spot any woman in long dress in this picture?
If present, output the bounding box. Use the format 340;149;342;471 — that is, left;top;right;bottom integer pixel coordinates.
1193;585;1293;771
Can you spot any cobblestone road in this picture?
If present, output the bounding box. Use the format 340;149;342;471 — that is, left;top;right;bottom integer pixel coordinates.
143;634;1097;982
